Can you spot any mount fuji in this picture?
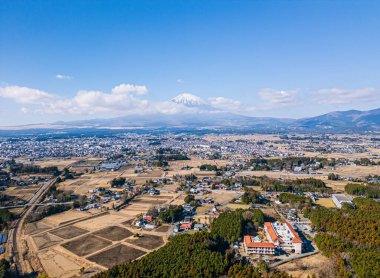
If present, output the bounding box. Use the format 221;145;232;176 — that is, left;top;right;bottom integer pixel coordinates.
171;93;207;107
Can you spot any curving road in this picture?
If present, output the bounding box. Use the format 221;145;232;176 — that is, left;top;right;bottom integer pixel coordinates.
11;177;59;276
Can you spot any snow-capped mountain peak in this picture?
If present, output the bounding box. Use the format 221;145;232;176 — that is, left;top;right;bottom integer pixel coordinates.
171;93;206;106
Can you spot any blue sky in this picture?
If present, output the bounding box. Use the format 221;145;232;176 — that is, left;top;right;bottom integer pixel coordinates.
1;0;380;125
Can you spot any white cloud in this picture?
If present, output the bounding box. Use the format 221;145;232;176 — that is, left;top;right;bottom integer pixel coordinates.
0;86;55;104
258;88;298;105
112;83;147;95
208;97;241;111
56;74;73;80
0;83;192;116
177;79;183;83
314;88;379;104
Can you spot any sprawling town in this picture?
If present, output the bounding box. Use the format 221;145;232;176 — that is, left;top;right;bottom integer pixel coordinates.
0;132;379;277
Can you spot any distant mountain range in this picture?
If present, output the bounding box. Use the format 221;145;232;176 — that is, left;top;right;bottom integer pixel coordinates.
294;108;380;130
2;93;380;133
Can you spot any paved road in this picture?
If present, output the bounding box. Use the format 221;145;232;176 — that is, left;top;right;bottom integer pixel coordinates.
12;176;59;276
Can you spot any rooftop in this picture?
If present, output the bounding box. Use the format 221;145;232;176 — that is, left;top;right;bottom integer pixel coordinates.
244;236;276;249
332;194;352;203
265;222;302;244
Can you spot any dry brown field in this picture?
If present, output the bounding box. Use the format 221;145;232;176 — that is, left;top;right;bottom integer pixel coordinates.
33;157;84;170
24;221;53;235
154;225;171;233
5;184;42;202
49;226;89;240
93;226;133;241
324;180;349;192
209;190;242;204
276;253;329;278
38;249;87;278
57;171;121;194
125;234;165;250
32;233;63;250
73;213;127;231
321;165;380;178
42;210;89;226
224;203;250;210
87;244;146;269
315;198;336;208
62;234;112;257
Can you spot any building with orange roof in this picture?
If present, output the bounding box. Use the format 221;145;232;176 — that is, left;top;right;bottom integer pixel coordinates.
244;236;276;255
264;221;303;254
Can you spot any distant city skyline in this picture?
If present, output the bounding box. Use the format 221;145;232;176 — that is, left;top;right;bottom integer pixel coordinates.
1;0;380;125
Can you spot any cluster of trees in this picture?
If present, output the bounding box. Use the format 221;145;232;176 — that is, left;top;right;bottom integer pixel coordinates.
47;184;74;203
327;173;340;180
211;210;243;244
210;176;261;189
0;259;10;278
9;164;60;176
345;183;380;198
147;205;184;223
111;177;126;187
0;171;10;187
184;194;195;204
352;196;380;208
249;157;334;171
237;177;261;187
208;152;222;160
353;158;380;166
309;199;380;277
72;195;88;208
199;164;219;171
185;174;197;182
61;168;75;180
0;195;10;207
241;209;265;227
0;209;12;227
211;209;264;244
279;193;312;205
260;178;330;193
157;205;183;223
241;188;263;204
227;261;289;278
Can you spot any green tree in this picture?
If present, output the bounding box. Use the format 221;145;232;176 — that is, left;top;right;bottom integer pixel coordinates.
0;259;10;278
184;194;195;204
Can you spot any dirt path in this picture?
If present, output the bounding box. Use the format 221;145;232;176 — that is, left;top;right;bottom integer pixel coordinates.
270;251;319;268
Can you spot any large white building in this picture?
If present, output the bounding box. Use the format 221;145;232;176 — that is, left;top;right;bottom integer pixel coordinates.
264;222;303;254
332;194;353;208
